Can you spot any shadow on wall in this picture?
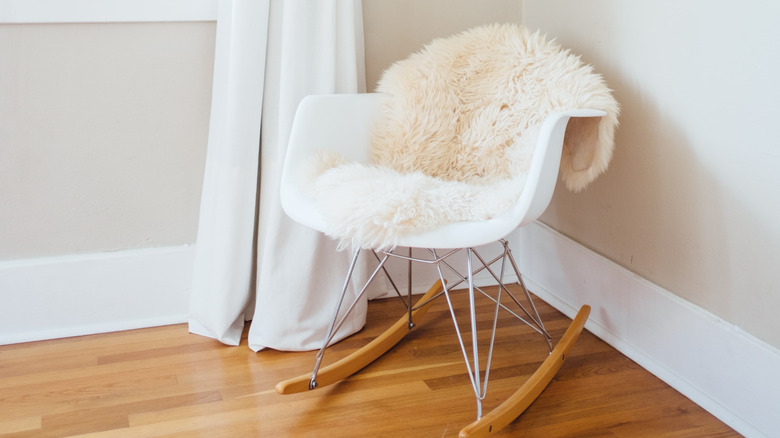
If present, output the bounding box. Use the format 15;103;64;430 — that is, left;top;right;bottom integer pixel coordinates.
541;56;780;348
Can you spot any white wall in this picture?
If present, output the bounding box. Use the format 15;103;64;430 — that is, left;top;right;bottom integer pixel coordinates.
0;22;214;260
0;1;217;343
523;0;780;350
363;0;522;91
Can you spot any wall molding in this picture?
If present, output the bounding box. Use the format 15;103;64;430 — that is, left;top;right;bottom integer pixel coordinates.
0;0;217;24
507;222;779;438
0;245;195;345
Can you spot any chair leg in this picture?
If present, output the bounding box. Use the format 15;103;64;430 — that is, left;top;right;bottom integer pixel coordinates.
432;244;590;437
503;241;553;351
459;305;590;438
466;241;553;350
306;249;365;389
308;249;362;381
466;249;485;418
433;248;497;420
275;251;443;395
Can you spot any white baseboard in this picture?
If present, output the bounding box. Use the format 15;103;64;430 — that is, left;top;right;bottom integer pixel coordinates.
0;245;195;345
507;222;779;438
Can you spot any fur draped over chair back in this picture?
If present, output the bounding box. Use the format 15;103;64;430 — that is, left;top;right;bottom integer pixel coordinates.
307;24;619;250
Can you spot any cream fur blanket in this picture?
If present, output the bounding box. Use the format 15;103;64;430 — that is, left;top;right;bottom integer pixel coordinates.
308;24;619;250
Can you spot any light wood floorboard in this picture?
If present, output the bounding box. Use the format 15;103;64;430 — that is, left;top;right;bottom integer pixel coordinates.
0;285;739;437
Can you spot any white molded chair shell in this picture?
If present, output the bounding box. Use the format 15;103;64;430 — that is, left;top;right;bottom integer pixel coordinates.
281;93;606;249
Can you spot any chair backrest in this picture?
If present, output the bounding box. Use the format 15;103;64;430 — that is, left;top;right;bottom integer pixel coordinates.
280;94;381;232
370;24;618;194
281;93;609;249
283;25;618;250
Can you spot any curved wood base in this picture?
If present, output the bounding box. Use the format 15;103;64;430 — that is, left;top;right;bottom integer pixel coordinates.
275;280;444;395
459;305;591;438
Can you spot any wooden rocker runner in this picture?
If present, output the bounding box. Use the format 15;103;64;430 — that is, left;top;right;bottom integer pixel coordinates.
276;25;618;437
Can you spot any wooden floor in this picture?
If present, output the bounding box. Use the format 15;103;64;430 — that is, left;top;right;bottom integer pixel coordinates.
0;285;739;437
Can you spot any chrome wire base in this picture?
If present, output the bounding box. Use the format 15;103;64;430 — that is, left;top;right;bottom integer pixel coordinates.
309;240;552;421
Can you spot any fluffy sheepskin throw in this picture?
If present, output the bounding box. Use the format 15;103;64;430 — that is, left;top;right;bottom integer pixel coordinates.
307;24;619;250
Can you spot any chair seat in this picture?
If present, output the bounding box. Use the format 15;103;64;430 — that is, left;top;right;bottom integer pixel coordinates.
282;93;606;249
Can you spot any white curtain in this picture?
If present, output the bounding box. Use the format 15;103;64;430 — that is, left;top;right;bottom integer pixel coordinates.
189;0;371;351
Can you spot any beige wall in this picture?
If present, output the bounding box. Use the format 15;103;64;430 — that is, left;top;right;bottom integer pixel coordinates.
362;0;523;91
5;2;778;352
524;1;780;349
0;22;215;260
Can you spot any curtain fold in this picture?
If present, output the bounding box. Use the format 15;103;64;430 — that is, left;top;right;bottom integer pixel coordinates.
189;0;371;351
250;0;369;352
188;0;270;346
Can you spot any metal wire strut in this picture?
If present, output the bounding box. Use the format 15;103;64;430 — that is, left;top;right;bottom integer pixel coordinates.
303;241;554;424
308;249;389;390
434;240;553;352
275;239;589;438
428;242;553;420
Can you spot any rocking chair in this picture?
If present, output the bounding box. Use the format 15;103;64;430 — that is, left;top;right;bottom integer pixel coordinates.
275;24;618;437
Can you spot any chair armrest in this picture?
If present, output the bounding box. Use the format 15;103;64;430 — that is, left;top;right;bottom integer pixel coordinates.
514;109;607;227
281;93;382;231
